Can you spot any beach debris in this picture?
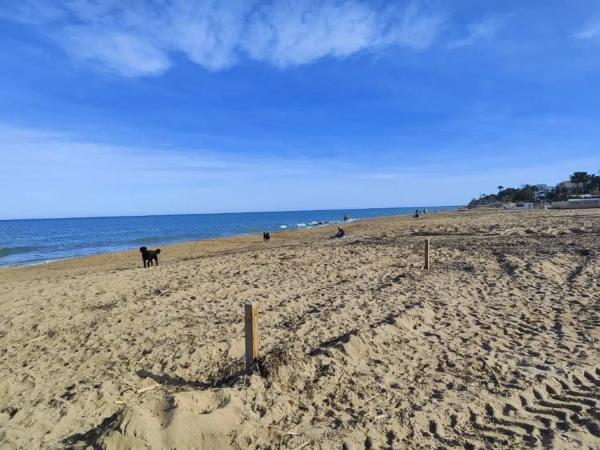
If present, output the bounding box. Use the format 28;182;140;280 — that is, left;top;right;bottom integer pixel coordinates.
363;394;378;404
333;373;345;397
136;384;159;395
480;358;500;386
27;335;45;345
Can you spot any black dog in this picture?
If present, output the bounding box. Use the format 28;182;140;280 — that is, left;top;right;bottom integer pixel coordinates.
263;232;271;241
140;246;161;267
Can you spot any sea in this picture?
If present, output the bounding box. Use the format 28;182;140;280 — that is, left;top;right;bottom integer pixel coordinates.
0;206;457;267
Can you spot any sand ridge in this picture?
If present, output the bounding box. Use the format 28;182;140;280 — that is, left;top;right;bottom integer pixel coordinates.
0;209;599;449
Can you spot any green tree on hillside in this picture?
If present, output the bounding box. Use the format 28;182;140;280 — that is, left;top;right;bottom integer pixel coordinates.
469;169;598;206
513;184;536;202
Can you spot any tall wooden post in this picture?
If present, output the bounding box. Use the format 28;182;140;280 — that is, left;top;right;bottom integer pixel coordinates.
245;302;259;370
424;238;430;270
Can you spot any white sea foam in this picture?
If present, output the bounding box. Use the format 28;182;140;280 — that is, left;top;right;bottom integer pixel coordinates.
2;256;74;269
280;225;288;229
297;223;306;227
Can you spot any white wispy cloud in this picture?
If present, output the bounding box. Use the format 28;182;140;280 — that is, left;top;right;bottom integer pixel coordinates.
574;20;600;40
61;26;172;77
1;0;445;77
448;16;505;49
2;122;600;219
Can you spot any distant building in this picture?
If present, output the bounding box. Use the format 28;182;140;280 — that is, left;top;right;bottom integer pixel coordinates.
504;202;533;210
533;184;550;200
556;180;575;191
516;202;534;210
568;194;593;199
550;198;600;209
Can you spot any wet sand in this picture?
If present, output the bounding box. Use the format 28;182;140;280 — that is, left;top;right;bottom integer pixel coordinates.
0;209;599;449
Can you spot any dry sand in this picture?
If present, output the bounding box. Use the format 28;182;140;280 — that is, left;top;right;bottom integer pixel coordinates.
0;209;599;449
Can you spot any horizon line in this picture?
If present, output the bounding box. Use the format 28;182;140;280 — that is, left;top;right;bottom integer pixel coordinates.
0;204;462;222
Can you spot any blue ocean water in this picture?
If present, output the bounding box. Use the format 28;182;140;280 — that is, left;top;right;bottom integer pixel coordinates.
0;206;457;267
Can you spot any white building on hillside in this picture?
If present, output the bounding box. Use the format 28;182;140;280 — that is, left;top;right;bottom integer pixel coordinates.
533;184;550;200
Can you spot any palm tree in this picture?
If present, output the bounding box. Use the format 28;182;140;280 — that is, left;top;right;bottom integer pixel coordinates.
592;173;600;193
570;171;591;194
522;184;535;201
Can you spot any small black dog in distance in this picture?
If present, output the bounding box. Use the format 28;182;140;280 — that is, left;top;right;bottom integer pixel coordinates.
140;246;161;267
263;232;271;242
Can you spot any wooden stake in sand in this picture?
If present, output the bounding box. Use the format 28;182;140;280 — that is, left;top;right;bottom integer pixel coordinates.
245;302;259;370
424;238;431;270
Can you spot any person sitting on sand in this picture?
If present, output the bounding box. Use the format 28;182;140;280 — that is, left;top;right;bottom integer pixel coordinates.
414;209;420;218
332;227;345;238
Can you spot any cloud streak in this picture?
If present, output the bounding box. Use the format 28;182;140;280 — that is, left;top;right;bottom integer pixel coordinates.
2;122;599;219
574;20;600;40
1;0;446;76
448;15;505;49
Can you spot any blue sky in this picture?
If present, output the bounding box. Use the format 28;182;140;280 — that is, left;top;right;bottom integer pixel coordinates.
1;0;600;219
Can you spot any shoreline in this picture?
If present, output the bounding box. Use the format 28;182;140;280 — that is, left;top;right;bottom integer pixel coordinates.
0;207;460;270
0;212;411;274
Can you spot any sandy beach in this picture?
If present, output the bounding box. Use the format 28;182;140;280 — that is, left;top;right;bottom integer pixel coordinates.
0;209;599;449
